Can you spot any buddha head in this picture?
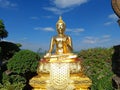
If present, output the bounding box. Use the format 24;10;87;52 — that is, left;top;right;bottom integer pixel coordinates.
56;16;66;34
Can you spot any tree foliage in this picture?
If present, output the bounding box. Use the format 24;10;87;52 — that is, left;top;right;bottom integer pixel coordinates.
7;50;40;75
0;81;25;90
16;43;22;48
78;47;114;90
0;41;20;61
0;47;1;65
0;20;8;40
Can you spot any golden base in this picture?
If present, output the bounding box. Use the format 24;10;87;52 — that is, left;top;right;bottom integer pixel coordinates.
29;59;92;90
29;74;49;89
29;74;91;90
71;74;92;90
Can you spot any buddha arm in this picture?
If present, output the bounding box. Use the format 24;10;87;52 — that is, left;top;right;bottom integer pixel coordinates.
67;36;73;52
48;37;55;53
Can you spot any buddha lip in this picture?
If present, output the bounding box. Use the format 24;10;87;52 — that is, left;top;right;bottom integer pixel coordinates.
59;28;62;30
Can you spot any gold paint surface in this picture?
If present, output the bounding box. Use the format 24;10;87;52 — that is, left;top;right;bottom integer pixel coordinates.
29;17;92;90
44;16;75;60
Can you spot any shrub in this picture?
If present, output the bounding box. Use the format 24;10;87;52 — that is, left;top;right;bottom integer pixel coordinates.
7;50;40;75
6;50;40;89
78;47;114;90
0;81;25;90
0;41;20;61
2;72;26;84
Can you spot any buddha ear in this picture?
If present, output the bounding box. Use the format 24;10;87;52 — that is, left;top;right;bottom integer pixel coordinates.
63;24;66;30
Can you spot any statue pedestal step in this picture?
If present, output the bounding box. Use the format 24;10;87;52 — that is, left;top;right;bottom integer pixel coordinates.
29;74;91;90
29;60;92;90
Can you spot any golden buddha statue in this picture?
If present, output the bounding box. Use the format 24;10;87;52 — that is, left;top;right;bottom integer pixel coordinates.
29;16;92;90
45;16;72;55
44;16;77;62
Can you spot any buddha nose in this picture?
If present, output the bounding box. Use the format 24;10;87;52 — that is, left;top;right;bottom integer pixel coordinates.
60;26;63;29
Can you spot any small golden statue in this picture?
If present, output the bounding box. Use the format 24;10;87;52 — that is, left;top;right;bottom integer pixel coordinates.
29;16;92;90
44;16;77;63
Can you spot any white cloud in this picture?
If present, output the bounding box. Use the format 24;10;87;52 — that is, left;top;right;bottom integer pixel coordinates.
20;37;28;41
20;41;48;52
73;28;84;33
99;38;111;43
102;35;111;38
34;27;55;32
34;26;84;34
30;16;40;20
0;0;17;8
53;0;88;8
44;7;64;15
10;38;48;52
44;0;88;14
44;7;72;15
104;13;119;26
108;14;118;20
42;16;53;19
83;39;96;44
83;37;98;44
30;16;53;20
82;35;111;44
66;28;84;33
104;22;113;26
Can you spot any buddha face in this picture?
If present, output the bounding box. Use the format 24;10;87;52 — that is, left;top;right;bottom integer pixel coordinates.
57;23;66;34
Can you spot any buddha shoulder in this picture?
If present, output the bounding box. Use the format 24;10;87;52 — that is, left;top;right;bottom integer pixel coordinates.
54;35;69;40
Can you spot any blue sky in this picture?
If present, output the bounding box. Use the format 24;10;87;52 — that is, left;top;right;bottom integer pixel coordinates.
0;0;120;52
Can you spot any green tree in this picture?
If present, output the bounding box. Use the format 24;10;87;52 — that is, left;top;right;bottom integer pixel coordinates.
7;49;40;77
7;50;40;89
0;41;20;85
16;43;22;48
0;81;25;90
0;47;1;65
0;20;8;41
0;41;20;61
78;47;114;90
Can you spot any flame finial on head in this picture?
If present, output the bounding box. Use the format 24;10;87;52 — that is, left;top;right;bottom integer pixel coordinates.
59;16;62;20
56;16;65;25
